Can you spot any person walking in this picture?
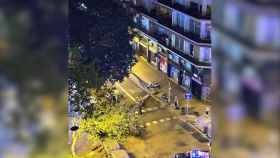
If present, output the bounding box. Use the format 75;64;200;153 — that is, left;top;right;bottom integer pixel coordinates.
174;96;179;110
138;98;144;115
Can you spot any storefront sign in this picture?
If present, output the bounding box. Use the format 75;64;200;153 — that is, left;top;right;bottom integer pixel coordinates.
159;55;167;73
185;92;192;100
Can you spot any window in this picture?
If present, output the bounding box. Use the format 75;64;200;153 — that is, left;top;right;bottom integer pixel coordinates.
175;0;186;6
190;19;200;35
206;5;211;16
158;26;165;35
176;12;185;28
206;24;211;39
182;59;192;71
226;40;242;62
184;41;190;54
225;3;240;31
183;41;194;56
199;47;211;62
175;36;184;51
169;52;180;63
256;15;280;48
194;21;201;35
190;44;194;56
141;16;149;31
190;2;198;11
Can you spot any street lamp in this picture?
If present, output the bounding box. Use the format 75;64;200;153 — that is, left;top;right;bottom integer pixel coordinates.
168;81;171;103
185;89;192;114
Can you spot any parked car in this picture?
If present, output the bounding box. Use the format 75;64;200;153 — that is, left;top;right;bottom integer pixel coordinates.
173;149;210;158
147;81;160;89
160;93;168;102
173;152;190;158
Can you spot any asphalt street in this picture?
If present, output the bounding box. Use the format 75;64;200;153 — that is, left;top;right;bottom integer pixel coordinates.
115;61;210;157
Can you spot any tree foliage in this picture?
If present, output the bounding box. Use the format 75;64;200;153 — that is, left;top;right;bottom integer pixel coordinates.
68;0;140;144
74;85;140;143
69;0;136;88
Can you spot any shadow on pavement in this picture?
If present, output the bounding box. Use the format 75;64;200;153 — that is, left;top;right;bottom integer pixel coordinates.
191;132;209;143
179;122;195;132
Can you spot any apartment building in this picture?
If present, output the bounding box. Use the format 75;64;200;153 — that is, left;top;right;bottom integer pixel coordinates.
212;1;280;157
213;0;280;119
130;0;212;100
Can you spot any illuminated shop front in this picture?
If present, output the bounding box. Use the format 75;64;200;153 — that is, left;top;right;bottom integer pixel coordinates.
168;52;180;83
148;40;158;66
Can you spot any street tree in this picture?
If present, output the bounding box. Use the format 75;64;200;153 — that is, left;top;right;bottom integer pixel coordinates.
68;0;141;149
74;85;140;144
69;0;136;88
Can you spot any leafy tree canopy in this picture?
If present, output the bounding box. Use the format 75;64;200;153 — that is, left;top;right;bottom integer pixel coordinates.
69;0;136;88
74;84;140;143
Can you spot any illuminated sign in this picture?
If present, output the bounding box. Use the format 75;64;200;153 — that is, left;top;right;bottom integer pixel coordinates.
191;150;210;158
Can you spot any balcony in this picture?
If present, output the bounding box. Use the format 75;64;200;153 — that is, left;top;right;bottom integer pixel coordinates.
134;23;211;67
156;0;211;20
133;6;211;45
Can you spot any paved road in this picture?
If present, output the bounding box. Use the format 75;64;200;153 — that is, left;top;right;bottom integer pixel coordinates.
116;70;210;157
132;57;210;115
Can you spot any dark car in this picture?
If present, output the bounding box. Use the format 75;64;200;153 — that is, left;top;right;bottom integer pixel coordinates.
147;81;160;89
173;152;190;158
160;93;168;102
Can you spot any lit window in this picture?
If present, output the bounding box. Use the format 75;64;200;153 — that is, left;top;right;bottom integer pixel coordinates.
199;47;211;62
256;15;280;48
141;16;149;31
224;3;240;31
175;0;186;6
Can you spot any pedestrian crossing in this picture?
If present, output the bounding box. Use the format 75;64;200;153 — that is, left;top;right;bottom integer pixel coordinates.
134;105;165;114
139;116;179;127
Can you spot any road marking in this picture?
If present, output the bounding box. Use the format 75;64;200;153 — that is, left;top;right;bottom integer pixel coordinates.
115;83;136;102
145;122;151;126
146;108;153;111
165;117;171;121
159;119;165;122
152;121;158;124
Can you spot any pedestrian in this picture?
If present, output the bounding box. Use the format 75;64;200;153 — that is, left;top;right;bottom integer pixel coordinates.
138;100;144;115
174;96;179;110
139;105;143;115
137;98;144;115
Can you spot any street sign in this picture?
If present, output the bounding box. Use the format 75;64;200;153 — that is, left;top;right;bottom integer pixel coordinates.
185;92;192;100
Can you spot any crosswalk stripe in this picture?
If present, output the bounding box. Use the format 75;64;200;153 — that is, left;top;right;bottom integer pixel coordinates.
152;121;158;124
146;108;152;111
166;117;171;121
145;122;151;126
159;119;165;122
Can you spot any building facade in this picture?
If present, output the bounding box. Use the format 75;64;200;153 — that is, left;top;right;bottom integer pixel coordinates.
213;0;280;120
129;0;212;100
212;0;280;157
